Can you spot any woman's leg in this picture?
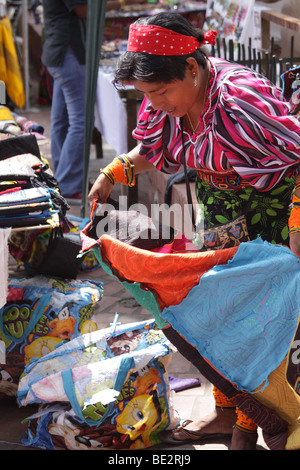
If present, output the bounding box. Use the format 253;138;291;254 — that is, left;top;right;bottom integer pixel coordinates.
163;326;258;449
48;48;86;197
49;79;69;173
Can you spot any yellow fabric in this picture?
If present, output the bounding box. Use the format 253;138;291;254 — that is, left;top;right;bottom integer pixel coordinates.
252;356;300;450
0;104;14;121
0;17;25;108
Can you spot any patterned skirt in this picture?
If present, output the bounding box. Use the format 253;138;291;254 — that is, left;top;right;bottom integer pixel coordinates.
195;171;295;246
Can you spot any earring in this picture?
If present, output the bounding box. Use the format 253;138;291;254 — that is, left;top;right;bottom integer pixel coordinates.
193;72;198;87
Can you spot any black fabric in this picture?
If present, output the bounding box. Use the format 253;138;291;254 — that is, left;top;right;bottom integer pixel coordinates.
195;176;294;246
0;134;41;160
42;0;87;67
163;325;238;398
38;229;82;279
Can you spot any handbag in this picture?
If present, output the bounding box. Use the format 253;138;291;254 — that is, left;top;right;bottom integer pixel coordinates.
201;213;252;250
180;118;256;250
38;226;82;279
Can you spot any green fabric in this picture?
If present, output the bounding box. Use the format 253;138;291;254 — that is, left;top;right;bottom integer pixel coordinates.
89;243;169;329
195;176;295;248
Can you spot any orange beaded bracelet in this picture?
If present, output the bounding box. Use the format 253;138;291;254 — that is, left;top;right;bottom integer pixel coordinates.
100;154;135;187
288;187;300;234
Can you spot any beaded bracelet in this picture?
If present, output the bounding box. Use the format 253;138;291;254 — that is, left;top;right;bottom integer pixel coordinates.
288;207;300;234
289;185;300;208
288;189;300;234
100;154;135;187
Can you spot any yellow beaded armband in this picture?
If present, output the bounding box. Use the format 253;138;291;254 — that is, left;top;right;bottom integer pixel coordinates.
100;154;135;187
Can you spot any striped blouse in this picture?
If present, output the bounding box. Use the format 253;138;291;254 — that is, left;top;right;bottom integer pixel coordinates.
132;57;300;191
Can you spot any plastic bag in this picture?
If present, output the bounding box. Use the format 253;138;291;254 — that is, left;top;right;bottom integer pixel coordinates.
0;275;103;400
19;319;178;450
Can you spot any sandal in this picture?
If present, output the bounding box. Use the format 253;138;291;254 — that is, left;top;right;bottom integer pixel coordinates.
159;420;232;445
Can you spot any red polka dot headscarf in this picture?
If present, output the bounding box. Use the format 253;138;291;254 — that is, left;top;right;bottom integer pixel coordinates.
127;24;217;56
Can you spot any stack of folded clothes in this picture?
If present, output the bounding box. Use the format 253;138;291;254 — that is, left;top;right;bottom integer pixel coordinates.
0;186;56;229
0;135;68;229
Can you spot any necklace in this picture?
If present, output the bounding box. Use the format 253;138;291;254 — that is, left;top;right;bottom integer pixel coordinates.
186;64;211;135
186;112;200;134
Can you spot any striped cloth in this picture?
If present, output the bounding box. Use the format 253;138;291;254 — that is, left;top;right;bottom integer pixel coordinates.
133;57;300;192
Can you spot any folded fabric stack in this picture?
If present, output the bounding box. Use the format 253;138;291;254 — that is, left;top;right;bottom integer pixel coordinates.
0;186;56;229
0;136;68;230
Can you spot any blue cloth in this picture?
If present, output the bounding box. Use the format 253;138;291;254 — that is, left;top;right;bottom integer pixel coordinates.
48;48;86;196
162;239;300;392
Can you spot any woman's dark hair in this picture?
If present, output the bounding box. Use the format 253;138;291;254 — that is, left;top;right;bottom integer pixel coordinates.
113;12;207;87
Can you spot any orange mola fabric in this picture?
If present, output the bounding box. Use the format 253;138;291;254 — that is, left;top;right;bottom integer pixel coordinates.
97;234;238;310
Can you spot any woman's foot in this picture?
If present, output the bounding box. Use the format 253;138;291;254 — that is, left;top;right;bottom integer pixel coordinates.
171;407;258;449
172;407;236;440
230;427;258;450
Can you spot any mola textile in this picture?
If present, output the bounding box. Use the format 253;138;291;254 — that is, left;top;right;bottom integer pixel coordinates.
81;234;300;393
80;231;238;328
161;238;300;393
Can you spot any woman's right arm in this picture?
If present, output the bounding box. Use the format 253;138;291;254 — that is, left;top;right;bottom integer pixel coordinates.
88;144;155;203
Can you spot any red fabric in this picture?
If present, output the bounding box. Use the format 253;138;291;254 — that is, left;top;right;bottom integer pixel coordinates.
127;24;216;56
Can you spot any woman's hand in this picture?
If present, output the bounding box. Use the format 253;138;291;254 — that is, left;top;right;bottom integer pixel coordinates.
88;173;114;204
87;147;155;204
290;231;300;261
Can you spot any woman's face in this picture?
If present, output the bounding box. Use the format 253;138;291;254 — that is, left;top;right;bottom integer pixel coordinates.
133;61;202;117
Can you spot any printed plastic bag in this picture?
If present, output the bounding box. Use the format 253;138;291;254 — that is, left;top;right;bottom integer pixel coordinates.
0;275;103;400
18;319;178;450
